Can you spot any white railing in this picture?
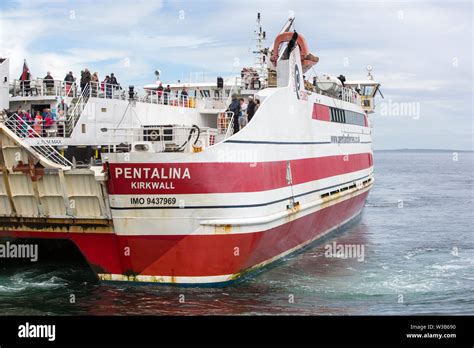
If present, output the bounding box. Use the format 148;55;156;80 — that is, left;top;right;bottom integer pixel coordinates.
4;113;72;167
87;81;125;100
10;79;78;98
65;83;90;136
139;90;232;110
103;125;218;153
217;111;234;139
340;86;361;105
139;92;196;108
224;113;235;139
86;82;213;109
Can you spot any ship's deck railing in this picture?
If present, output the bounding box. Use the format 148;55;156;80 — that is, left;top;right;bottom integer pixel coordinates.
80;82;228;110
3;113;72;167
65;83;90;137
140;90;228;110
340;86;361;105
9;78;231;111
87;81;125;100
103;125;218;153
217;111;235;139
10;79;78;98
139;92;196;108
306;80;363;106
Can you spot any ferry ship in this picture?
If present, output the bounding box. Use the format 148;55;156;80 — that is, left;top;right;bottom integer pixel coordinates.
0;14;381;285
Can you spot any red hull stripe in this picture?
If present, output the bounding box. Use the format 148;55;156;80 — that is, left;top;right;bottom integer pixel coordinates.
312;103;330;121
107;153;373;195
0;190;369;278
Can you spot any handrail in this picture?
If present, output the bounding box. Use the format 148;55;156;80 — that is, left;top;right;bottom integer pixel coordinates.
89;81;125;100
4;113;72;167
10;78;78;98
340;86;361;105
140;92;196;108
103;125;218;152
224;111;234;139
65;83;90;136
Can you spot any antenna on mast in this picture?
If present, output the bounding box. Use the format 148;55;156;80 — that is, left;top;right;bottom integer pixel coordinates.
253;12;268;87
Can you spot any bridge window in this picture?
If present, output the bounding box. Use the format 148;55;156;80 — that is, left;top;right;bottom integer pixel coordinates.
361;85;374;97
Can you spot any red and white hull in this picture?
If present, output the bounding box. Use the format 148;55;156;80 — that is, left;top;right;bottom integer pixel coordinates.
98;52;374;284
0;33;375;285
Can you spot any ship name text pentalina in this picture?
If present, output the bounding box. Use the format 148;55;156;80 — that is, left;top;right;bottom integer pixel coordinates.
114;167;191;180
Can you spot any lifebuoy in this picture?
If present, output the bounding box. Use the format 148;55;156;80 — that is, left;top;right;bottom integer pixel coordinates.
148;130;160;141
271;32;319;73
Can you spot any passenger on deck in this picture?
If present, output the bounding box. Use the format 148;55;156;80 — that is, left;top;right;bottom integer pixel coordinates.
239;98;248;129
91;72;99;97
58;98;68;114
57;98;67;137
180;88;188;105
247;96;256;122
157;83;164;103
44;71;54;95
43;110;55;137
64;71;75;96
21;109;32;125
20;69;31;96
80;68;91;92
255;99;260;113
164;85;171;105
33;111;43;136
17;110;32;136
42;108;54;127
102;75;111;98
109;73;120;95
228;94;241;134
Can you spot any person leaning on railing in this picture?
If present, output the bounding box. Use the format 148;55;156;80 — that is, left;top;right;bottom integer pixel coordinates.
91;72;99;97
247;96;256;122
44;72;54;95
109;73;120;96
16;109;32;137
157;83;164;103
80;69;91;93
164;85;171;105
64;71;75;97
180;88;188;107
43;111;55;137
227;94;241;134
33;111;43;136
102;75;110;98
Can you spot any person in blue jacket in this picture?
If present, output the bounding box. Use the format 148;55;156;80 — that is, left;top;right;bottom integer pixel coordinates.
228;94;241;134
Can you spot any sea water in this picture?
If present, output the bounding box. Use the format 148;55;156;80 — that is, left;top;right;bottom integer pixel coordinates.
0;151;472;315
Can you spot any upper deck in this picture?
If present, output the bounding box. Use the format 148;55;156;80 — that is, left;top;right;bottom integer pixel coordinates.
9;78;79;100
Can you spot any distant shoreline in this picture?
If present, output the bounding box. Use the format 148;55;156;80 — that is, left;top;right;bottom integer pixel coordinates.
374;149;473;153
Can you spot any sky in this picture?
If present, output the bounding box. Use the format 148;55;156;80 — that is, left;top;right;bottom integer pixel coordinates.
0;0;472;150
